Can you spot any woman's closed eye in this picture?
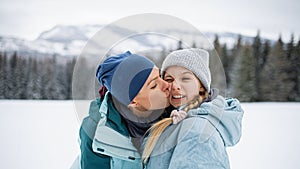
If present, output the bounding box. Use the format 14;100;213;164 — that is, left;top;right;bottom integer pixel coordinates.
150;84;157;89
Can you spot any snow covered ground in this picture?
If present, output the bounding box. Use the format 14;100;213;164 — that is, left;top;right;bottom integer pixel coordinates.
0;100;300;169
0;100;80;169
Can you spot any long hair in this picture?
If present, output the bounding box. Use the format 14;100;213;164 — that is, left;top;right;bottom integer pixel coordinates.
142;91;208;164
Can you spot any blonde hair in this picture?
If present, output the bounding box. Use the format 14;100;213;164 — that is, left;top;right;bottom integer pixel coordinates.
142;92;208;164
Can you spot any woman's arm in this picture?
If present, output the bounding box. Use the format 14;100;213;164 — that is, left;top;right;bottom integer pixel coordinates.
80;125;111;169
79;99;111;169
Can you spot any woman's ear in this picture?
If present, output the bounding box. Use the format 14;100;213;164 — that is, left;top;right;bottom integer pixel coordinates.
128;100;138;109
128;99;148;112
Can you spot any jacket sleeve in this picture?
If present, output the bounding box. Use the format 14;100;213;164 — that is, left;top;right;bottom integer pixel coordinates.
79;99;111;169
221;97;244;146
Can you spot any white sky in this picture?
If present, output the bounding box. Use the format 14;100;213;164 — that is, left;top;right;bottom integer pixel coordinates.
0;0;299;41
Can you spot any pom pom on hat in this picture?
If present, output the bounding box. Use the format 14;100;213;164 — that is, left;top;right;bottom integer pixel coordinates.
96;51;154;105
161;48;211;91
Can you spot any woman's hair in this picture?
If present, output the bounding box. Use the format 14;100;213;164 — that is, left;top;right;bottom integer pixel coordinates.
142;91;209;164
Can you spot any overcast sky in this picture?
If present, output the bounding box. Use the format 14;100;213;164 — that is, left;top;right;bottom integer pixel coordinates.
0;0;299;41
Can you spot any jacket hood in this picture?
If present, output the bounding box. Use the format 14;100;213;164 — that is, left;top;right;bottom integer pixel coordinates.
188;95;244;146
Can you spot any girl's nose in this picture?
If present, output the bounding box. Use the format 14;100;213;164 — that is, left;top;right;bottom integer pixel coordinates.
171;80;181;90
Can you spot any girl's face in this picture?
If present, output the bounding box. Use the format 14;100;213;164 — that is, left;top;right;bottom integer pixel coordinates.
164;66;203;108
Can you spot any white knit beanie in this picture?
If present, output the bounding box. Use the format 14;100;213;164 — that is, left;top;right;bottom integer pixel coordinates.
161;48;211;91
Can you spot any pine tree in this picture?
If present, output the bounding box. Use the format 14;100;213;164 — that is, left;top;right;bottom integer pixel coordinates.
26;57;35;99
1;52;9;99
0;52;5;98
222;44;230;86
262;40;270;65
231;34;243;63
177;40;183;50
56;64;68;99
261;35;292;101
296;39;300;101
27;58;42;99
287;34;299;101
209;49;227;96
228;35;243;95
15;56;29;99
72;57;93;99
192;40;197;48
41;56;57;99
7;52;18;99
213;34;222;61
232;44;257;101
66;57;76;99
213;34;233;94
252;31;263;101
259;40;271;100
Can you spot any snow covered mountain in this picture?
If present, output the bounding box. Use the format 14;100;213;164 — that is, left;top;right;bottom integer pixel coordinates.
0;24;265;57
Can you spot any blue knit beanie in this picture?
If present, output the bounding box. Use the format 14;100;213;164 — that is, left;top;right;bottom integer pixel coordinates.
96;51;154;105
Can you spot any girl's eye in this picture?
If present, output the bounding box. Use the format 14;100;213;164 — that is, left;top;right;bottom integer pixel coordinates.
182;77;191;81
150;84;157;89
164;78;174;83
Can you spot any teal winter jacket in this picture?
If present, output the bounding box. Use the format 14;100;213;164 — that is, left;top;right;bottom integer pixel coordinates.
79;93;143;169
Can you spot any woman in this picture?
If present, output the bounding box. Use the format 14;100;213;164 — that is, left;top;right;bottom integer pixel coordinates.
79;51;171;169
143;48;244;169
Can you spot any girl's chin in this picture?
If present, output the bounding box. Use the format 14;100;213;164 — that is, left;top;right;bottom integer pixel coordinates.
171;102;187;108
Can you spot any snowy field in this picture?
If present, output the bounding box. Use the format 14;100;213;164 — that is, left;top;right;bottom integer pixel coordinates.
1;100;300;169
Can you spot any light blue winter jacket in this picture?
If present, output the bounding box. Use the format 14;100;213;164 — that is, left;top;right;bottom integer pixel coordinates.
145;95;244;169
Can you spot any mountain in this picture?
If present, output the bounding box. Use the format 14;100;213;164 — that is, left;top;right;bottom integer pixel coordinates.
0;24;272;57
37;25;101;43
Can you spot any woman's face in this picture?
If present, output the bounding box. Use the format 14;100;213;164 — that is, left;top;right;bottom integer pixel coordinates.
164;66;202;108
132;67;170;112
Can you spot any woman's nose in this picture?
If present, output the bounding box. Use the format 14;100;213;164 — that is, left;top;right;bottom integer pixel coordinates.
161;79;170;92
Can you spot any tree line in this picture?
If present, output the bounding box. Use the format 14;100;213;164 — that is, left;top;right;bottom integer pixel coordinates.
0;32;299;101
213;33;300;102
0;53;75;100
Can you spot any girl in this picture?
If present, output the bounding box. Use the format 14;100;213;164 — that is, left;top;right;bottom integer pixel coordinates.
142;48;244;169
